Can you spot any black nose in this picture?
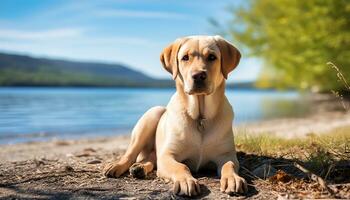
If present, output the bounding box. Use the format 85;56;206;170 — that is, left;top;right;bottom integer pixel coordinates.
192;71;207;81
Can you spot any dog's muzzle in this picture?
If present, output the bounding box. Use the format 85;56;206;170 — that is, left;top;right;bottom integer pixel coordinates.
186;71;208;95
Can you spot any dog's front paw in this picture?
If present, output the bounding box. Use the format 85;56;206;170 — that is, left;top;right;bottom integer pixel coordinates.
103;158;131;178
173;176;201;196
103;162;124;178
220;174;248;194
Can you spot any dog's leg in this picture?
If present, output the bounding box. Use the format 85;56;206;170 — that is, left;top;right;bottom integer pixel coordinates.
103;106;165;178
157;155;201;196
215;152;248;194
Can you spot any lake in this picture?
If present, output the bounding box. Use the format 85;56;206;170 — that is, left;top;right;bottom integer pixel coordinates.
0;87;309;144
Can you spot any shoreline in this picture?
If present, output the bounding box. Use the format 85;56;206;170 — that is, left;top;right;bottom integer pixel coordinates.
239;110;350;138
1;109;349;163
1;93;349;162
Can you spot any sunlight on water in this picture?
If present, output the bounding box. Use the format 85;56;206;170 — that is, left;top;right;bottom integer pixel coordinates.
0;87;309;144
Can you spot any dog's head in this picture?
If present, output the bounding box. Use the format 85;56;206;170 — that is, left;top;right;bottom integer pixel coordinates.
160;35;241;95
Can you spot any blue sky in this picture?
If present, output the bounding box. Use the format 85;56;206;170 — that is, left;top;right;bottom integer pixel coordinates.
0;0;261;82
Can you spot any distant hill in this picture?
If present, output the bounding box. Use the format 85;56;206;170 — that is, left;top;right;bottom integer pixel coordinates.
0;52;173;87
0;52;256;88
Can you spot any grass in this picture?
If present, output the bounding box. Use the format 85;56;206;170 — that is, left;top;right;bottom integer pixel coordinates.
328;62;350;111
235;126;350;158
235;127;350;180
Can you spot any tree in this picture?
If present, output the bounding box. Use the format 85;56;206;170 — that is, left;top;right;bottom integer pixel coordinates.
225;0;350;91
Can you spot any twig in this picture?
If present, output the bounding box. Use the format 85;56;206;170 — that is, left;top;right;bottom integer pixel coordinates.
324;164;334;181
241;166;269;183
293;162;334;195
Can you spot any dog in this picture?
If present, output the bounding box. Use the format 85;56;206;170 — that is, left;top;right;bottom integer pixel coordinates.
104;35;247;196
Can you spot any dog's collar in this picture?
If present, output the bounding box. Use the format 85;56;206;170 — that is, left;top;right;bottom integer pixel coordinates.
197;115;206;132
197;95;206;132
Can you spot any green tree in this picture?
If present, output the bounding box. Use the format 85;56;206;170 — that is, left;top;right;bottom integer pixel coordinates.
224;0;350;91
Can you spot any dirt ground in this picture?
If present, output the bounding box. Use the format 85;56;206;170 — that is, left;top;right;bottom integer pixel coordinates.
1;134;349;200
0;137;256;200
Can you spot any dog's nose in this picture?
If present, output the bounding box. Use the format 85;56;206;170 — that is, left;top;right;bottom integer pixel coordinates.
192;71;207;81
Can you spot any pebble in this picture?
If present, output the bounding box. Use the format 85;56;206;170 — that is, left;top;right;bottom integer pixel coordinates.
64;165;74;172
87;159;102;164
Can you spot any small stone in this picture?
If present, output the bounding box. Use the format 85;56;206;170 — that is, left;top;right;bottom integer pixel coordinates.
252;164;277;179
64;165;74;172
83;148;97;152
33;158;45;166
74;152;91;157
87;159;102;164
66;153;74;157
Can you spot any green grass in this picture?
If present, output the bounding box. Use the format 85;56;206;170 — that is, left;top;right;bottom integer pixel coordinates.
235;127;349;157
235;127;350;179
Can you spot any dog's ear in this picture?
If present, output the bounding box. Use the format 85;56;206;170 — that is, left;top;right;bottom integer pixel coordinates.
214;35;241;79
160;38;187;80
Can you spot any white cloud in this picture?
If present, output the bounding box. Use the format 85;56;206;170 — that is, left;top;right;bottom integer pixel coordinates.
0;28;83;40
0;27;154;46
78;36;154;46
94;9;188;19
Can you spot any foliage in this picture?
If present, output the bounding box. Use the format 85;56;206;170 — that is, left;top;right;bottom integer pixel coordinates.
225;0;350;91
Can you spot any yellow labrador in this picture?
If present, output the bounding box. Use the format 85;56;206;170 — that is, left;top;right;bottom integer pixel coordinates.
104;35;247;196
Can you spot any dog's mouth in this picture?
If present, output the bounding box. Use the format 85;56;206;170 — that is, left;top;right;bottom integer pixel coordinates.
186;84;212;95
187;90;208;95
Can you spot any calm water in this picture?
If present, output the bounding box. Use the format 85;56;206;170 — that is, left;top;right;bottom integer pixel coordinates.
0;87;308;144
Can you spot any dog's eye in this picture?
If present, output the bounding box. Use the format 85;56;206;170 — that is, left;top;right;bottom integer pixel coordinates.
182;55;189;61
208;54;217;61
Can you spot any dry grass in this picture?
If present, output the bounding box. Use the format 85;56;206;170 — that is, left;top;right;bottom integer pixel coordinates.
234;128;350;198
235;127;350;160
328;62;350;111
236;127;350;171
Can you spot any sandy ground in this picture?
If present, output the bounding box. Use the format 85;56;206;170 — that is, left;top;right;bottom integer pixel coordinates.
1;95;350;199
0;136;267;199
241;111;350;138
240;94;350;138
1;133;349;199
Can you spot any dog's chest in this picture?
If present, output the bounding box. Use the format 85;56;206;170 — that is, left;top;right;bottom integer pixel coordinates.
180;127;231;172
